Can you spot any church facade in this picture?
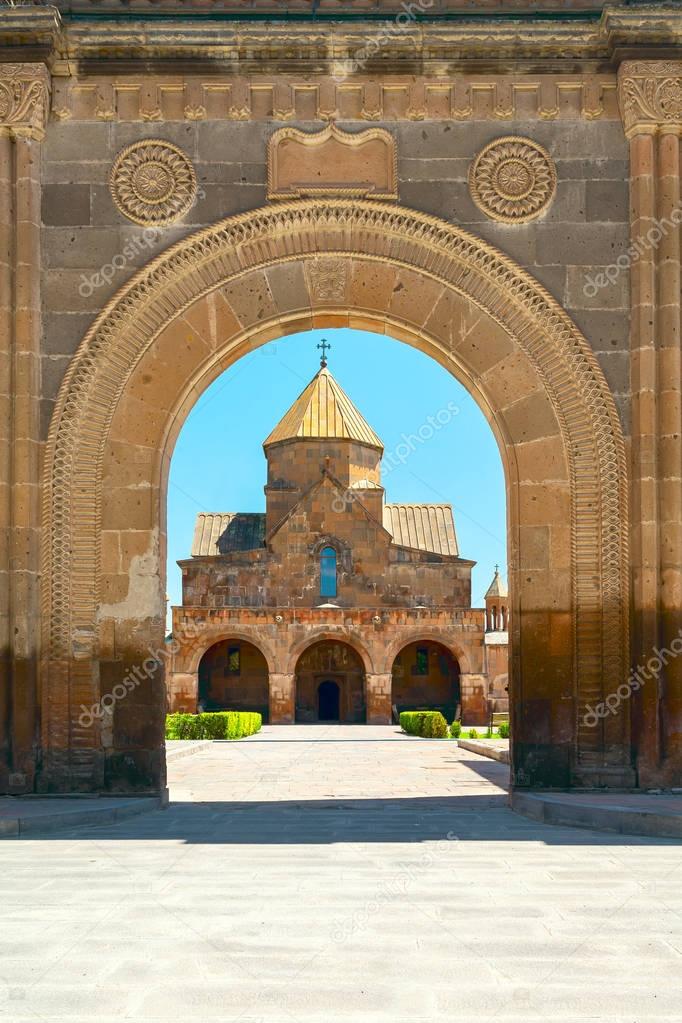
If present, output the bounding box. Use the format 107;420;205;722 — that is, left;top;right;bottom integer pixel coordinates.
168;357;508;725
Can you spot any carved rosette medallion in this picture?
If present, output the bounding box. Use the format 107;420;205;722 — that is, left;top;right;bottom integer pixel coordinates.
469;136;556;224
110;140;197;226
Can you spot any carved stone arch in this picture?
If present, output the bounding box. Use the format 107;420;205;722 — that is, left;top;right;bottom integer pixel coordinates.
185;631;277;676
380;631;473;677
41;198;630;793
287;631;375;677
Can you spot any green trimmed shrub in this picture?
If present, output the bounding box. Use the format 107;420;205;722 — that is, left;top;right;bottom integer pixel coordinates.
497;721;510;739
467;728;479;739
400;710;448;739
165;711;262;741
450;720;462;738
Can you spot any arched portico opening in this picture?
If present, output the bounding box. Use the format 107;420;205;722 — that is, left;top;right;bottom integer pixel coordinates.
391;641;461;724
295;640;366;724
197;639;269;721
41;199;630;794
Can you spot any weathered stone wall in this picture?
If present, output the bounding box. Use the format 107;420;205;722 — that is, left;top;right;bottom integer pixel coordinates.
181;461;473;609
40;111;630;438
168;604;487;724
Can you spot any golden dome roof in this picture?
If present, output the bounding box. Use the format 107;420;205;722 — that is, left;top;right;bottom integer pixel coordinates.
263;367;383;450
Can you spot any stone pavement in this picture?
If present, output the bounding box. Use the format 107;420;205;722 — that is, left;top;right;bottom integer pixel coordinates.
1;725;681;1022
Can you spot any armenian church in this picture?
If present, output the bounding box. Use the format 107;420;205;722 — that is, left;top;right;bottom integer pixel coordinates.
168;350;508;726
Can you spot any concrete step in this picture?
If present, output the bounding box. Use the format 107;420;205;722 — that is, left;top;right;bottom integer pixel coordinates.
0;794;165;838
512;790;682;839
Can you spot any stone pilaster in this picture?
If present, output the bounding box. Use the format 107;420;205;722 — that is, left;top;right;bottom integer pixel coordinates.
460;673;488;727
270;673;295;724
619;62;682;785
365;673;392;724
166;672;198;714
0;63;50;793
0;131;11;787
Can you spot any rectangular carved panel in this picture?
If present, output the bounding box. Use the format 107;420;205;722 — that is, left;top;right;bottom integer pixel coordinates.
267;124;397;200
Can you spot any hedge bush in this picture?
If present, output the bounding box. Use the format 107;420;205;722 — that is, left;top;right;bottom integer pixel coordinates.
450;720;462;738
497;721;510;739
400;710;449;739
165;711;262;741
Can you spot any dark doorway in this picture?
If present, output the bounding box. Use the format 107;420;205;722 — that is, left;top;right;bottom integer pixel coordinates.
318;680;340;721
295;641;365;722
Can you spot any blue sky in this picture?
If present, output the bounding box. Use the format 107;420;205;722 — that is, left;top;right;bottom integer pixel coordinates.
166;328;506;621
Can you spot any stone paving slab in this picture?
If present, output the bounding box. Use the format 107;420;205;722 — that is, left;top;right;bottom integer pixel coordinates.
0;726;681;1021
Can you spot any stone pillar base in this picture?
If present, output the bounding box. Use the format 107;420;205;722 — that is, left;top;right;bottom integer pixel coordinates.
366;673;392;724
270;673;295;723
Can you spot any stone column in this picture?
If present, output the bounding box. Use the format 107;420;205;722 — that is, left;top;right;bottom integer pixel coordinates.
0;65;50;794
365;673;392;724
269;673;295;723
619;63;682;786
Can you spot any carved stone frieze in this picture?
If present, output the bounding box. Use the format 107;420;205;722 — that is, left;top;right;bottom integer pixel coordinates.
468;136;557;224
49;75;619;125
618;61;682;137
268;124;397;200
0;63;50;140
110;139;197;226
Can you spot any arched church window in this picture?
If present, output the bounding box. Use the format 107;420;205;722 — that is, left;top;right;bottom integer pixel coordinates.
320;546;337;598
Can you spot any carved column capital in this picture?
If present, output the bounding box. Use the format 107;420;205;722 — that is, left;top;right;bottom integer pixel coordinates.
0;63;50;141
619;61;682;138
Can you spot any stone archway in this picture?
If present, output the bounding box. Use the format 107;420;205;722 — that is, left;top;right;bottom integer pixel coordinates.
41;199;630;793
391;640;462;725
294;640;366;724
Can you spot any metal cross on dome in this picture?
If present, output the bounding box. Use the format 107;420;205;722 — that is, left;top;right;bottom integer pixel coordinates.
317;339;331;368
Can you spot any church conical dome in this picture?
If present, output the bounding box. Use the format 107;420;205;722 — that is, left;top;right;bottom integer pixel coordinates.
485;566;508;599
263;366;383;450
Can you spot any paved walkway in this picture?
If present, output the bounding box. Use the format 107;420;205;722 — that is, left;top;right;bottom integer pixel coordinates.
1;726;682;1022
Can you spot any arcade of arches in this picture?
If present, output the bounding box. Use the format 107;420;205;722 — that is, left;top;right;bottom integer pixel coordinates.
2;22;682;797
186;637;468;726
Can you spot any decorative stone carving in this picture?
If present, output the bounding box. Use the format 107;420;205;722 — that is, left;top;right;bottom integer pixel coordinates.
305;259;348;303
0;63;50;140
267;124;397;200
618;61;682;136
50;75;618;125
468;136;557;223
110;139;197;226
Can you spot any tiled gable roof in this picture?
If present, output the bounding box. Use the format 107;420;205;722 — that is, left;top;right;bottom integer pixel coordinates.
191;512;265;556
383;503;459;557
